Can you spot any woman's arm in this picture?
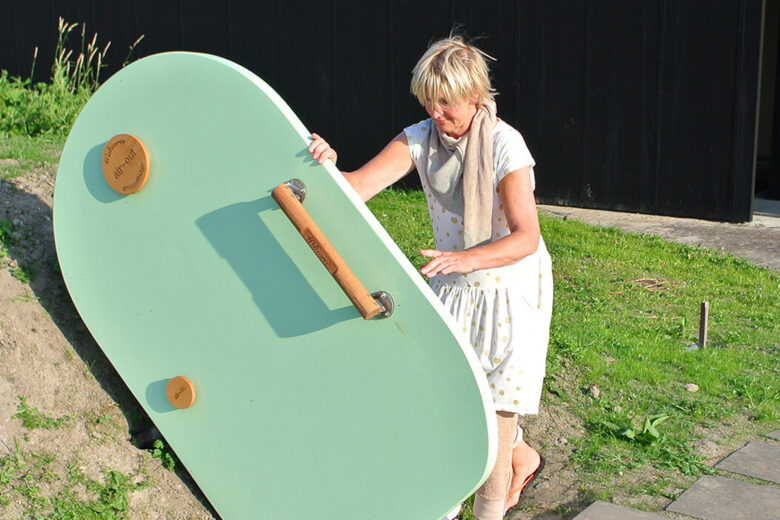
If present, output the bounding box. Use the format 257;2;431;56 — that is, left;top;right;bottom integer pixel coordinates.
308;132;414;202
419;166;540;278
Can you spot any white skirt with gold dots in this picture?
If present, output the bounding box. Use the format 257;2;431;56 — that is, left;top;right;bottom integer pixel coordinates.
430;241;553;415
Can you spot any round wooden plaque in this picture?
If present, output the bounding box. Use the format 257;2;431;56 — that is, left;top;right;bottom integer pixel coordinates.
102;134;150;194
166;376;196;409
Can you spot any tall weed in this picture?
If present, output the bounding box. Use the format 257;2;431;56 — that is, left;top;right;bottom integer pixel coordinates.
0;17;143;138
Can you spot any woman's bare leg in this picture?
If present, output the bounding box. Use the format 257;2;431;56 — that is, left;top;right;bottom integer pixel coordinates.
472;412;517;520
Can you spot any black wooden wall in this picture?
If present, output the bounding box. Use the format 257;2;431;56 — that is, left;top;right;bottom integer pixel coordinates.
0;1;764;221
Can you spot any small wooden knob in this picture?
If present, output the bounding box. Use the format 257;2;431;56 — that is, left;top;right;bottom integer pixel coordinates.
166;376;196;409
102;134;150;194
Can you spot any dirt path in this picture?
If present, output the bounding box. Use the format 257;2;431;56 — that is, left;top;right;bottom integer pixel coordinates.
539;204;780;272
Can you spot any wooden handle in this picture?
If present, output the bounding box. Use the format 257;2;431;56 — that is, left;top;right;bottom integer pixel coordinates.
272;182;382;320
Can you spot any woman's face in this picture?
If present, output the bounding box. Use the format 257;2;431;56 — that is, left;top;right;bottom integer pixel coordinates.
425;97;478;138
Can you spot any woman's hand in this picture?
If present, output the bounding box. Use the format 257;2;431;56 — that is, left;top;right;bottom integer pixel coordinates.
419;249;476;278
308;133;338;165
418;166;541;277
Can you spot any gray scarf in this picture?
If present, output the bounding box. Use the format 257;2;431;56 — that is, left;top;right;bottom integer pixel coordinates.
424;100;497;248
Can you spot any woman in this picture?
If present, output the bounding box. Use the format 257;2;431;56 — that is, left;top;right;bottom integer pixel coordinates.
308;35;552;520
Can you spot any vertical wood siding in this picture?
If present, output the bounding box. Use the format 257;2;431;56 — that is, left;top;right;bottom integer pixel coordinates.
0;0;762;221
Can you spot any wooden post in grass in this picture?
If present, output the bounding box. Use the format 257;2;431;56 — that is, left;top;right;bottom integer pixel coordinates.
699;301;709;349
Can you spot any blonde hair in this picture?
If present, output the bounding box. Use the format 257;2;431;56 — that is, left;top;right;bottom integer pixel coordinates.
410;35;496;107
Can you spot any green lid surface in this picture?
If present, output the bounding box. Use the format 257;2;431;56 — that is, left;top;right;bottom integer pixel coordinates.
53;52;496;520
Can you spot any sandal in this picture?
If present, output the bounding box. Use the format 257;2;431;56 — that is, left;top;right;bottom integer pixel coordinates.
504;454;545;516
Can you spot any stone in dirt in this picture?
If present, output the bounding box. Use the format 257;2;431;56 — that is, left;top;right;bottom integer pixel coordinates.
586;383;600;399
31;245;44;261
767;429;780;441
666;475;780;520
684;383;699;392
715;441;780;484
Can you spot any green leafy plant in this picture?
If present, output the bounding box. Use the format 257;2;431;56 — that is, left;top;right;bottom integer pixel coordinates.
12;396;71;430
1;444;152;519
0;219;14;251
0;216;36;284
9;264;35;283
606;413;670;444
151;439;176;471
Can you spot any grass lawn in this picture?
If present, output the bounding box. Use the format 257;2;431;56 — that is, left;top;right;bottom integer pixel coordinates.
368;188;779;513
0;135;63;180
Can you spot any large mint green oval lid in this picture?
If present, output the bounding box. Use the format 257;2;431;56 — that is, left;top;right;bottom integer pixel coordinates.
53;52;497;520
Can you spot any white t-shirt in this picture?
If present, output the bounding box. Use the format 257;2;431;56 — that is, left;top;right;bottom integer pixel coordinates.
404;118;537;191
403;118;541;259
403;118;552;415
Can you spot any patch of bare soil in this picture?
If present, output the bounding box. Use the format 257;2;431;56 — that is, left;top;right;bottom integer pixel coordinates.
0;169;213;519
506;403;591;519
